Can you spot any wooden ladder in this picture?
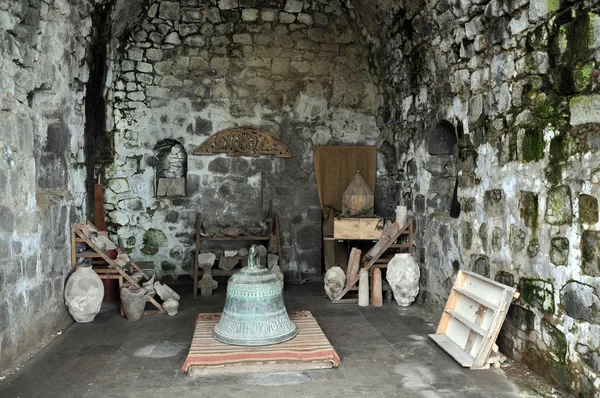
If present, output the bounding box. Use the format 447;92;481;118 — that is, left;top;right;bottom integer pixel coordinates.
332;220;412;303
71;222;165;314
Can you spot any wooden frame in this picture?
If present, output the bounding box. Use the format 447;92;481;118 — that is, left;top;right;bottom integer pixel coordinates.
193;211;283;298
429;270;517;369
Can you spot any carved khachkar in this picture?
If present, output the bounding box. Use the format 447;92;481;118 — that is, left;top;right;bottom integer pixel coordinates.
193;127;292;158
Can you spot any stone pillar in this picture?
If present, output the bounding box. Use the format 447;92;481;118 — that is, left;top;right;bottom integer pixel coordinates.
358;269;369;307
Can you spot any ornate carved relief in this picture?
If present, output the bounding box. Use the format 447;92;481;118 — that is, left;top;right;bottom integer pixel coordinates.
193;127;292;158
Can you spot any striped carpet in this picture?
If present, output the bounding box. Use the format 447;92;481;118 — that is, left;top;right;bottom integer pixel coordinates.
181;311;341;375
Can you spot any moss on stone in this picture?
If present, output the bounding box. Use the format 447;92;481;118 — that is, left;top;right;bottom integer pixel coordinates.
141;228;167;255
519;191;539;233
546;134;566;185
573;61;594;92
546;185;573;225
579;194;599;224
522;128;545;162
519;278;555;314
546;0;560;13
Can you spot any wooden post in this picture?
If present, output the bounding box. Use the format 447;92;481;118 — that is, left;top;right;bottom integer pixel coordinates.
358;269;369;306
372;268;382;307
346;248;361;288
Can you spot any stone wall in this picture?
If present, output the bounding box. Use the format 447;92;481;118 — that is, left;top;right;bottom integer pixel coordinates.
374;0;600;394
0;0;93;371
105;0;385;278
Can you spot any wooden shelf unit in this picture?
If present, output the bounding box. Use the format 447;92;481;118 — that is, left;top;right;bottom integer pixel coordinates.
193;212;282;298
71;229;123;285
429;270;517;369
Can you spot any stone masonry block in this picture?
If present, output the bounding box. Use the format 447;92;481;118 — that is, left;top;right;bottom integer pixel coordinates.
550;237;569;265
159;1;180;20
284;0;303;13
579;194;598;224
519;278;555;314
470;254;490;277
570;95;600;126
560;281;600;323
519;191;539;228
582;230;600;277
484;189;506;217
546;185;573;225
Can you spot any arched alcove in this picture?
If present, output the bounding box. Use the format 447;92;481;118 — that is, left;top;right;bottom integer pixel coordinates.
425;120;460;217
155;139;187;197
428;120;458;155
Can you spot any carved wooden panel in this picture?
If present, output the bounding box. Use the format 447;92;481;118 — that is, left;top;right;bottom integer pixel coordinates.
193;127;292;158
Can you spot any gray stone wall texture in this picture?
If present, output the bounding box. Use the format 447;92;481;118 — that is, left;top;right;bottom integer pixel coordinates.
0;0;93;371
104;0;384;279
1;0;599;393
367;0;600;395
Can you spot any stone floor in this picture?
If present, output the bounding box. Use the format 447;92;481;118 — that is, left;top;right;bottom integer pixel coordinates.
0;281;545;398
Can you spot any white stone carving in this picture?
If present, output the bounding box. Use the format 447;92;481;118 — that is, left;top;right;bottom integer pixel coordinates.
386;253;420;307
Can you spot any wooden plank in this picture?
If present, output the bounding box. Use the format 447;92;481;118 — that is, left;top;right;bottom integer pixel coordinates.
93;177;106;231
436;271;468;334
70;228;77;272
445;310;486;336
334;217;383;240
199;269;238;277
194;213;202;298
429;334;474;367
471;287;515;369
346;247;361;288
388;243;411;249
197;236;270;241
189;361;334;376
453;287;498;311
460;270;517;290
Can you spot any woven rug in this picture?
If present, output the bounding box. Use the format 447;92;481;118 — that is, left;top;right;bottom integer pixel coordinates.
181;311;341;375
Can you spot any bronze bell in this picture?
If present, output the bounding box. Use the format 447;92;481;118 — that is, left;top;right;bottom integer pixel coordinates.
213;245;298;346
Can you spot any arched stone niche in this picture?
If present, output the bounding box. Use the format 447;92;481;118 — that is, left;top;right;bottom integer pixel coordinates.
428;120;458;155
155;139;187;197
425;120;460;218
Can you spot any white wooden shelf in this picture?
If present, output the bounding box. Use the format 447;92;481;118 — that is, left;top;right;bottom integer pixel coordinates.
429;270;517;369
444;309;486;336
453;287;498;311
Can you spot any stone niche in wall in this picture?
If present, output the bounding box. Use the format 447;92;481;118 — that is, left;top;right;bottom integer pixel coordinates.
425;120;460;217
155;139;187;197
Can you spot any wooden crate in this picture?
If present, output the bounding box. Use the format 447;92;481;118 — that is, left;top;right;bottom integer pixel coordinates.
429;270;517;369
334;217;383;240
